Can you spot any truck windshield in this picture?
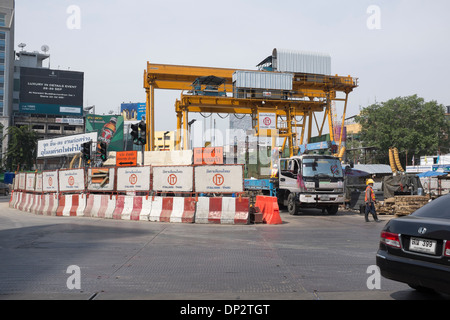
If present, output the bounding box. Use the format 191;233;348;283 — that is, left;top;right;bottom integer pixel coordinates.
302;158;343;178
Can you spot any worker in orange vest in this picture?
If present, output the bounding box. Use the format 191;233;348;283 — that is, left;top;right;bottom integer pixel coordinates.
365;179;380;222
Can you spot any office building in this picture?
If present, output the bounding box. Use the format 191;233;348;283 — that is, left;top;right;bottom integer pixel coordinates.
0;0;14;159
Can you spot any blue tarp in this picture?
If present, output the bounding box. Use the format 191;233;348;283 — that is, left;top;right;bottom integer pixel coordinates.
417;171;447;178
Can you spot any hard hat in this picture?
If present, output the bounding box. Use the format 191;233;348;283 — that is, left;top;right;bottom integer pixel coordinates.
367;179;375;185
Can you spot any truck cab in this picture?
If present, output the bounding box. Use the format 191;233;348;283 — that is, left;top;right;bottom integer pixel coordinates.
277;154;345;215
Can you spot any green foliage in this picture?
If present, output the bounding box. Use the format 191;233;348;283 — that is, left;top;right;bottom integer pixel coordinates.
3;125;38;171
355;95;450;165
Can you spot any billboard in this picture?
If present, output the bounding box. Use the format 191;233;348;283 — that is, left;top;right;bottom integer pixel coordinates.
85;114;124;152
37;132;97;158
121;103;146;121
19;67;84;116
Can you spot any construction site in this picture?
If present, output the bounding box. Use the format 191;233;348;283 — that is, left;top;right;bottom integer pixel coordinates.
9;48;445;223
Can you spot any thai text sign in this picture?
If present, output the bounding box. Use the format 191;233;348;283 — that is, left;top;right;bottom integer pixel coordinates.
25;173;36;192
35;173;43;193
43;171;59;192
117;166;150;192
194;165;243;193
259;112;277;130
59;169;85;192
193;147;223;165
152;166;193;192
37;132;97;158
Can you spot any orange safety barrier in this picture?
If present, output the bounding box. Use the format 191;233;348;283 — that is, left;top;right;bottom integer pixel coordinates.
255;196;282;225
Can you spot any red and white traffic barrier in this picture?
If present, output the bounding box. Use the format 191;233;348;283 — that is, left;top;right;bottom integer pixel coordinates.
149;197;196;223
112;195;152;221
9;191;20;209
17;192;30;212
24;193;36;213
195;197;250;225
84;194;117;219
30;194;42;214
37;193;59;216
56;194;87;217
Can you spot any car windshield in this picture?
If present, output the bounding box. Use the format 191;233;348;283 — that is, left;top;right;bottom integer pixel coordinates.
411;194;450;219
302;157;343;178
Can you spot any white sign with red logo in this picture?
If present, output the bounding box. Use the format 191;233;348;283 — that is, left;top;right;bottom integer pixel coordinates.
18;173;26;190
152;166;193;192
43;171;59;192
194;165;244;193
25;172;36;192
117;166;150;192
259;112;277;130
35;173;43;193
59;169;85;192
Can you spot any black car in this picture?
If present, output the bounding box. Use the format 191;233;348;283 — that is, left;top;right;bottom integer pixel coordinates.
376;194;450;294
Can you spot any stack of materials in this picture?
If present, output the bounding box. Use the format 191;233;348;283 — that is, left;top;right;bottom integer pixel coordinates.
375;195;431;216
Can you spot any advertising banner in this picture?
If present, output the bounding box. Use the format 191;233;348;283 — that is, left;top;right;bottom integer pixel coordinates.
37;132;97;158
121;103;146;121
194;165;244;193
59;169;85;192
152;166;194;192
117;166;151;192
43;171;59;192
19;67;84;116
86;114;124;152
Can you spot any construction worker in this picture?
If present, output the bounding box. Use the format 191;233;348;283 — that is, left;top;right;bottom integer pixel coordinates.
365;179;380;222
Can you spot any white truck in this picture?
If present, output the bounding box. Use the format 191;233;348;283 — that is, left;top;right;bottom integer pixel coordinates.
276;154;345;215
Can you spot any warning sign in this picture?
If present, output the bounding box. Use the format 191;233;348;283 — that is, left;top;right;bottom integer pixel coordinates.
116;151;138;167
152;166;193;192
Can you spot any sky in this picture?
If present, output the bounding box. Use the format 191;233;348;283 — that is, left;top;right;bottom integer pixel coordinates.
15;0;450;136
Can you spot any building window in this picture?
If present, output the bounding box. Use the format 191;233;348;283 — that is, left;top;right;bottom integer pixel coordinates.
64;126;76;131
48;125;60;131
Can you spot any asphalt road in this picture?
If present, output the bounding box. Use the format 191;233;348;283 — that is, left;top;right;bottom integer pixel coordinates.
0;198;448;302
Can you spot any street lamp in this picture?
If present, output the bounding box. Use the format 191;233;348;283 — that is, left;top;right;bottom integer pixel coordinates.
163;131;170;150
188;119;197;150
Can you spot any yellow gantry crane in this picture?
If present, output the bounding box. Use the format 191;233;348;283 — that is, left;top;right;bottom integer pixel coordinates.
143;60;358;157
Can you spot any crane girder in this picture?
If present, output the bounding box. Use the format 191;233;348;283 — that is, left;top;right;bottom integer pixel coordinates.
144;61;358;156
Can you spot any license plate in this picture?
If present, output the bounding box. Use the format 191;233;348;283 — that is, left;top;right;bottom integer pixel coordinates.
409;237;437;255
321;195;330;201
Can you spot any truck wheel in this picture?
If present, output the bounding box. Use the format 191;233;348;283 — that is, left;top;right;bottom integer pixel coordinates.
327;205;339;215
287;193;298;216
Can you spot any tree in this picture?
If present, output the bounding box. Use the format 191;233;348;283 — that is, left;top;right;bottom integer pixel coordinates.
355;95;450;165
3;125;38;171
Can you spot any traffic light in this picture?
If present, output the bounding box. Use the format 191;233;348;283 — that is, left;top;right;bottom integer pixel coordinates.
81;141;91;161
138;120;146;145
99;142;108;161
131;123;139;145
130;121;147;145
